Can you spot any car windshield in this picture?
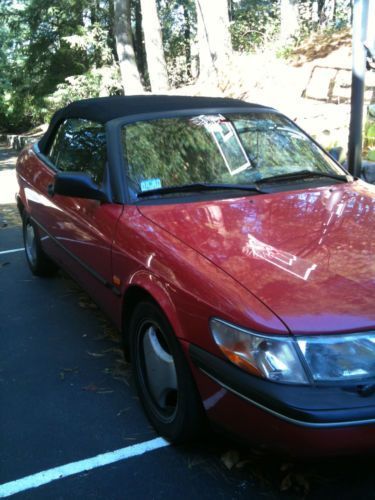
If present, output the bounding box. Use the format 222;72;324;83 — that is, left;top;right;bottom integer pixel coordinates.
121;112;345;200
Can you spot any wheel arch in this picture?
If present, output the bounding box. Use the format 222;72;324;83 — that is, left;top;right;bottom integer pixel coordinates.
16;195;25;217
121;276;182;361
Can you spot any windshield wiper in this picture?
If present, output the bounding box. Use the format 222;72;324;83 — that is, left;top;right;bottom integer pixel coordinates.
137;182;267;198
257;169;349;184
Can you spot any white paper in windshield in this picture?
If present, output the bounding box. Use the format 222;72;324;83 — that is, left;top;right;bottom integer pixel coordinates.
191;115;251;176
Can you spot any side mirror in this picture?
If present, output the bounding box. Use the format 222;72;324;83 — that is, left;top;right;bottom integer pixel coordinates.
52;172;108;202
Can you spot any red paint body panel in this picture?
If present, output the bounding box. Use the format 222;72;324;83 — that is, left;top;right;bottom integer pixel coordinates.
17;147;123;320
139;181;375;334
112;206;288;349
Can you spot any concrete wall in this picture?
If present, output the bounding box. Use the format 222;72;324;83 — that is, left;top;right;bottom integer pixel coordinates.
6;134;41;151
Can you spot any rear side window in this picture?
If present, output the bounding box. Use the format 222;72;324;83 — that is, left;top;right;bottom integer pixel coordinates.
48;118;107;185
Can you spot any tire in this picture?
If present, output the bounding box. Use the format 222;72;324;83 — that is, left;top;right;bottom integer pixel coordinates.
22;213;57;276
129;301;205;443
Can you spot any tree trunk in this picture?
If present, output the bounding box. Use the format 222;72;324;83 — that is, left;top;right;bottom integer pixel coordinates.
195;0;232;83
319;0;336;27
108;0;117;62
228;0;234;21
133;0;146;81
140;0;169;92
280;0;299;42
90;0;100;24
113;0;144;95
183;4;192;79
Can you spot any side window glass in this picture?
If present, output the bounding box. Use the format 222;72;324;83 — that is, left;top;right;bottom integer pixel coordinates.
47;119;107;185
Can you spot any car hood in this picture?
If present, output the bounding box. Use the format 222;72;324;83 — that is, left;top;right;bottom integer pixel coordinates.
138;181;375;334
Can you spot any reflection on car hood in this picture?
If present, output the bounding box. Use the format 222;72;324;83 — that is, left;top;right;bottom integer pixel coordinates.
138;181;375;334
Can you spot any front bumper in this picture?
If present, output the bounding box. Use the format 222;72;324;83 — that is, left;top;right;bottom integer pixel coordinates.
189;344;375;455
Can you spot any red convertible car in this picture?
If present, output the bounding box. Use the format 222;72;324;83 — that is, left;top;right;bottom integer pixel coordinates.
16;95;375;455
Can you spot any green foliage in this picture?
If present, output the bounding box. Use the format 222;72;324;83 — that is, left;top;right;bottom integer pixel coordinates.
47;66;122;116
0;0;355;132
0;1;30;131
158;0;197;86
291;0;352;46
275;44;295;60
364;116;375;160
0;0;118;132
46;24;122;116
229;0;279;52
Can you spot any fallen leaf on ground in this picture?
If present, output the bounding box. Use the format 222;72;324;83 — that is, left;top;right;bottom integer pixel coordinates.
280;470;310;497
280;462;292;472
86;351;105;358
95;322;121;343
280;473;292;491
117;408;130;416
82;383;113;394
221;450;240;470
235;460;252;469
102;347;125;356
188;456;208;469
59;367;79;380
83;383;98;392
78;299;98;310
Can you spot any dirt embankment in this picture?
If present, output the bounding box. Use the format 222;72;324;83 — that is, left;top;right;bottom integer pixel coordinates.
178;29;374;157
3;124;47;151
6;29;375;160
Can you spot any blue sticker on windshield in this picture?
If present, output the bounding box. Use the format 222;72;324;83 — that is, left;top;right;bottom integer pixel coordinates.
140;178;162;192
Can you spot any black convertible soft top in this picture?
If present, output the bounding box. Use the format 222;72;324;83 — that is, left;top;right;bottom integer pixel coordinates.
38;95;266;154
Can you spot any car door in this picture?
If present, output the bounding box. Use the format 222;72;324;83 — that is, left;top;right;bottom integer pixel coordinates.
44;118;123;315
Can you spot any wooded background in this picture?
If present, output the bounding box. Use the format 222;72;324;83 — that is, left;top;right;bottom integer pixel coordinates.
0;0;353;133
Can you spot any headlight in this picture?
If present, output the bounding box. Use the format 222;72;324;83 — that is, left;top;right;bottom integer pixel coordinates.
297;333;375;382
210;319;375;385
210;318;309;384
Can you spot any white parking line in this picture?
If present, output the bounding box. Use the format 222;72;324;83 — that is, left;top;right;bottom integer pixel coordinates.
0;437;170;498
0;248;24;256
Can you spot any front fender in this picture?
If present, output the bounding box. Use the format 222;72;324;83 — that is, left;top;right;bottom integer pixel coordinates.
126;269;182;338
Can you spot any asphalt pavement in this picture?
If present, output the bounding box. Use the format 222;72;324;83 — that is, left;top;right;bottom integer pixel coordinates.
0;145;267;498
2;145;375;499
0;221;266;499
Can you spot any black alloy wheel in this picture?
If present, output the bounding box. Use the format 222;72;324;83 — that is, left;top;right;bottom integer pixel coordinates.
22;214;57;276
